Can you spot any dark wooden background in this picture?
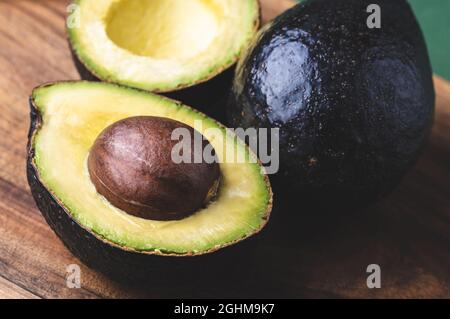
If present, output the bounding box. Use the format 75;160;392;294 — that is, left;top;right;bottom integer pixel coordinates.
0;0;448;298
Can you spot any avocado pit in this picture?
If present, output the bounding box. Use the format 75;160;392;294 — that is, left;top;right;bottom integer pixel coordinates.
87;116;220;221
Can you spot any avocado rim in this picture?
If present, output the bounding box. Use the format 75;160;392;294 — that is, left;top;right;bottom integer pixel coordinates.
26;81;273;260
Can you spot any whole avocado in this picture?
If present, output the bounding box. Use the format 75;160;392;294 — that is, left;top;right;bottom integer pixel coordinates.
228;0;435;209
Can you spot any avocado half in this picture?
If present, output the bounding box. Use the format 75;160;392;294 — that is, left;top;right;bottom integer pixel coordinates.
68;0;260;93
228;0;435;210
27;81;272;278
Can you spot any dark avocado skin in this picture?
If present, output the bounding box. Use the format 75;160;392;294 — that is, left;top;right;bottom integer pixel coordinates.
228;0;435;210
70;44;233;122
165;68;234;123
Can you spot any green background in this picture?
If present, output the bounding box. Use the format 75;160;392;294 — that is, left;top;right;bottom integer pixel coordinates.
409;0;450;80
296;0;450;80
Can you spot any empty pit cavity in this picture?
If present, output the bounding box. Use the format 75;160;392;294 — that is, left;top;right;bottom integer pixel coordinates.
105;0;220;60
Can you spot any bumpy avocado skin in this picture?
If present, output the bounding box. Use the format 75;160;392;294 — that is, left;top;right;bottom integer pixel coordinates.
70;47;98;82
228;0;435;209
165;68;234;123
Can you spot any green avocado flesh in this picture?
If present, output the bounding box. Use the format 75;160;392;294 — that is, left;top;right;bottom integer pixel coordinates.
68;0;259;92
31;82;271;254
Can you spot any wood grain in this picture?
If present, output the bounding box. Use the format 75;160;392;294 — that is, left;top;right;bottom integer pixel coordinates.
0;0;448;298
0;276;39;299
261;0;296;23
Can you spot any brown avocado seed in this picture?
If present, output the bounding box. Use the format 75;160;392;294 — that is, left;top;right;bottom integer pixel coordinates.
87;116;220;221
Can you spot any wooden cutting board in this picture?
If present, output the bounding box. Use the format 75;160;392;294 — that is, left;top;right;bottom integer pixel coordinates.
0;0;448;299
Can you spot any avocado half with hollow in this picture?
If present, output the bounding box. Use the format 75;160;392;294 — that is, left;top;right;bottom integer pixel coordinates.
27;81;272;277
68;0;260;93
